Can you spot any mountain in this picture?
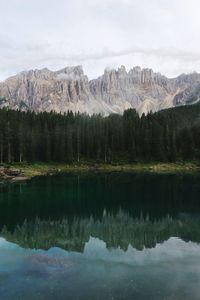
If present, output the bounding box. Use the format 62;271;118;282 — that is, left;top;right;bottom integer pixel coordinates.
0;65;200;115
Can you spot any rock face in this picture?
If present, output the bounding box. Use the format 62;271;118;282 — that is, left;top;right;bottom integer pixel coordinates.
0;65;200;115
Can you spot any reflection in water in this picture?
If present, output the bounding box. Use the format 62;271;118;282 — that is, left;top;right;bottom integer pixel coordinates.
0;172;200;226
1;236;200;300
1;172;200;250
1;172;200;299
1;211;200;251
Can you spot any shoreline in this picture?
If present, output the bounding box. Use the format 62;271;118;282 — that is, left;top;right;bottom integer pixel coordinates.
0;162;200;182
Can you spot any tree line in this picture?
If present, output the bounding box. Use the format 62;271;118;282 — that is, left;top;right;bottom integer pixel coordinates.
0;103;200;164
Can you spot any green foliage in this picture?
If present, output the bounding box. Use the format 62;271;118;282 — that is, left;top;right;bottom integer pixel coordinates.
0;103;200;163
0;96;7;105
19;101;29;110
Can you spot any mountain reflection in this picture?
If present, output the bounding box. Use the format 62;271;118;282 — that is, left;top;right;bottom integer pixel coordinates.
1;210;200;251
1;172;200;251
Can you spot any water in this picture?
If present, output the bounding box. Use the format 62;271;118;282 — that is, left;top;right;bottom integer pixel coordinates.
0;172;200;299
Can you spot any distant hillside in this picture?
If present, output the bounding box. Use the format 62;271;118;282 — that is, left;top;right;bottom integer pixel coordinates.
157;102;200;129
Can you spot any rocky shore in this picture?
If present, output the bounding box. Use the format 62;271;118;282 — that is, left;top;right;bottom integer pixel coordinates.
0;162;200;184
0;167;29;182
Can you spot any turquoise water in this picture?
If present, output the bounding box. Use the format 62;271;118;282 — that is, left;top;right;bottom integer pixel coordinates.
0;173;200;299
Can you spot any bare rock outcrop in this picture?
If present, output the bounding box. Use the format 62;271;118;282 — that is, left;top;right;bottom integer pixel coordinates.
0;65;200;116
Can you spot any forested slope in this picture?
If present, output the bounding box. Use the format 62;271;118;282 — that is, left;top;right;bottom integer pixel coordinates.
0;103;200;164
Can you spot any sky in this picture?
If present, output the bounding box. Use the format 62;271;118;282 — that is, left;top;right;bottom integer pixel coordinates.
0;0;200;80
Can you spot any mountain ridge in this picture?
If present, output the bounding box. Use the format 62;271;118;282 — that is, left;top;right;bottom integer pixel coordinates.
0;65;200;115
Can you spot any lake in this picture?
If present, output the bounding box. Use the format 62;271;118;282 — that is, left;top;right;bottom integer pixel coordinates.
0;172;200;300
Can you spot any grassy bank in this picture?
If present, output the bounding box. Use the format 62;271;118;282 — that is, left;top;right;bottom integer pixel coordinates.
2;161;200;179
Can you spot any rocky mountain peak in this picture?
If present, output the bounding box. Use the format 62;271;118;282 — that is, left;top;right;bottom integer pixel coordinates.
0;65;200;116
19;68;52;80
118;65;127;74
56;65;84;77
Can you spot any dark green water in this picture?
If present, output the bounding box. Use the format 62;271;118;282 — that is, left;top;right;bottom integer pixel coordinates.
0;172;200;299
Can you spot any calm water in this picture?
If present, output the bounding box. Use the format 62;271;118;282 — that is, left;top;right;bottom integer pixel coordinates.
0;172;200;299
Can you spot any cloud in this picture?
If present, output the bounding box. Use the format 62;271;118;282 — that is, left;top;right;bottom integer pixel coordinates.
0;0;200;80
1;44;200;81
50;47;200;64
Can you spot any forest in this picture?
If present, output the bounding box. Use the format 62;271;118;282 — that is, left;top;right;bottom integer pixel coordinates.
0;103;200;164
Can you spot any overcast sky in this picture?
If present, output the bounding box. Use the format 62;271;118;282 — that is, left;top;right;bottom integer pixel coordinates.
0;0;200;80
